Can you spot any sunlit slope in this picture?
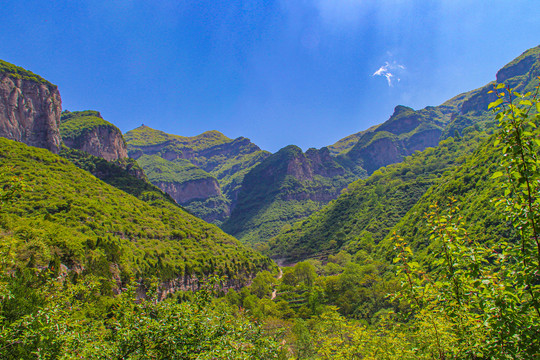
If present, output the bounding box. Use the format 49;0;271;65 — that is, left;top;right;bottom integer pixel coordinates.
0;138;273;287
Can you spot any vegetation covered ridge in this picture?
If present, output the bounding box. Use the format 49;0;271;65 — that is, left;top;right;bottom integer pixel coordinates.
0;59;56;88
0;137;273;289
125;125;232;149
59;110;123;140
222;144;360;247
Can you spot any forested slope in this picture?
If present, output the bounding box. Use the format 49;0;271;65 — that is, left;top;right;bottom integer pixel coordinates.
0;138;273;293
268;45;540;263
268;129;488;262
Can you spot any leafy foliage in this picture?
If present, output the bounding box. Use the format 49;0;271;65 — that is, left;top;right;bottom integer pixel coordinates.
0;59;56;88
0;138;273;287
59;146;177;205
59;110;122;141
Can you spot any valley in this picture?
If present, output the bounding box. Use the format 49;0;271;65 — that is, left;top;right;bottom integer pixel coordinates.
0;45;539;358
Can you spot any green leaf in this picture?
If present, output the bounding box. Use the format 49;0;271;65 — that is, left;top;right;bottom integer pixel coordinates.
488;98;504;109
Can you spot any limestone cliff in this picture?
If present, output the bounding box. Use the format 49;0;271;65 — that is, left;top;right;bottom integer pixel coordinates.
221;145;358;245
155;177;221;204
60;110;128;161
339;104;448;174
134;154;231;224
0;60;62;153
125;126;268;223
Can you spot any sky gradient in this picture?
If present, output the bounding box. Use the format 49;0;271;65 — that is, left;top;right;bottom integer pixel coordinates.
2;1;539;152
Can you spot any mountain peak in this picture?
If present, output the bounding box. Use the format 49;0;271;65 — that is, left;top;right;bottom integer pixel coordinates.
59;109;128;161
393;105;414;114
496;45;540;83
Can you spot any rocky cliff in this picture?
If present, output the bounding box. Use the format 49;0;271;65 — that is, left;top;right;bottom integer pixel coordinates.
0;60;62;153
336;99;454;174
221;145;358;245
125;126;268;223
60;110;128;161
155;177;221;204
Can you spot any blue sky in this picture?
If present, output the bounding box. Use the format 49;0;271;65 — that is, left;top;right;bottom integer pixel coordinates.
1;1;539;152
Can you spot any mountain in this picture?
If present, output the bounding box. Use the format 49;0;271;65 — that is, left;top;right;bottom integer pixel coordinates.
267;129;488;262
0;58;275;295
329;90;478;175
221;145;362;247
0;60;61;153
125;125;269;224
59;110;128;161
374;135;513;263
268;45;540;263
1;137;273;294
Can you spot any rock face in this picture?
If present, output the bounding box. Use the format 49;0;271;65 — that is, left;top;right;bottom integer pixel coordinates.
221;145;358;245
63;126;128;161
124;126;269;224
0;61;62;153
496;48;540;84
155;177;221;204
60;110;128;161
340;104;449;174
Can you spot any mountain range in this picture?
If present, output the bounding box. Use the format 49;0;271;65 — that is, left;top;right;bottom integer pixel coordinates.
1;44;539;291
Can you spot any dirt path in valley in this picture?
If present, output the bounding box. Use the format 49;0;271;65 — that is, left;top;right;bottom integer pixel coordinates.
271;268;283;300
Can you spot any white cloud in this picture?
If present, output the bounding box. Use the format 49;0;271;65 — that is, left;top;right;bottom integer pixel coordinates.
373;61;406;87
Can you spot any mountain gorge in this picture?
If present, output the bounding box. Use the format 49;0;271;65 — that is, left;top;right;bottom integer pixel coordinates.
1;42;540;358
221;145;361;247
125;125;270;224
122;46;540;250
0;60;274;296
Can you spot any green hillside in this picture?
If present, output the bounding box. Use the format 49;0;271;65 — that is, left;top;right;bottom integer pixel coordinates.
125;125;269;223
376;135;515;262
268;128;489;262
0;138;273;287
137;154;215;184
59;110;121;140
268;45;540;263
59;146;176;205
222;145;360;248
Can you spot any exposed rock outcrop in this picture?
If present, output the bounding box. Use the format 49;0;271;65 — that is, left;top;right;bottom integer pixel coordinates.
60;110;128;161
0;61;62;153
341;104;447;174
155;177;221;204
496;49;539;83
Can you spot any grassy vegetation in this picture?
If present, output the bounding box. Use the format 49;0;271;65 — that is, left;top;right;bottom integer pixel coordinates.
137;154;215;184
0;138;273;286
125;126;231;150
222;145;359;247
59;146;177;205
0;59;56;88
59;110;122;140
